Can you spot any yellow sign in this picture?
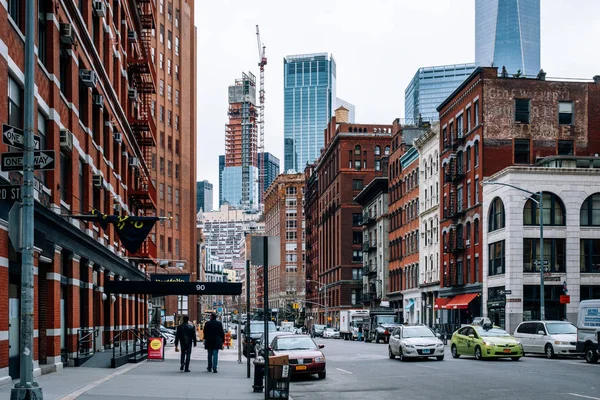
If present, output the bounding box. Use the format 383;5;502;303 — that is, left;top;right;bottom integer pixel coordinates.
327;317;332;321
150;339;162;351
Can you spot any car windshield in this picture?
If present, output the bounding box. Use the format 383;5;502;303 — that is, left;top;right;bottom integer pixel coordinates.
475;327;511;337
250;322;277;334
377;316;396;325
546;323;576;335
274;336;317;351
402;327;436;338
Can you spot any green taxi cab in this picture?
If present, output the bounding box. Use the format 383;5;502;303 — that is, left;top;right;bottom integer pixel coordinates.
450;324;523;361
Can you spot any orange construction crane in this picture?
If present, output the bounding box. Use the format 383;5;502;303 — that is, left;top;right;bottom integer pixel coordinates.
256;25;267;204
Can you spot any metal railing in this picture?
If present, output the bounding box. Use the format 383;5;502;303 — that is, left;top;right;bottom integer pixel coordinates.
77;328;98;360
111;327;149;361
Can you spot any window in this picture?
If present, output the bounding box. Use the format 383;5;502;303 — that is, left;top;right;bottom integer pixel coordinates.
488;241;505;276
167;30;172;50
175;115;179;131
167;110;172;126
167;185;172;202
159;105;164;122
580;239;600;273
159;0;164;14
175;9;180;28
175;64;179;80
38;3;48;67
167;85;172;101
488;197;505;232
375;160;381;171
354;160;361;170
160;24;164;43
474;141;479;166
352;213;362;226
60;152;70;202
352;250;363;262
167;161;172;177
167;59;172;75
523;238;566;273
385;146;390;156
168;237;172;253
285;231;297;240
515;98;530;124
558;140;574;156
514;139;530;164
475;178;479;203
8;76;22;128
558;101;574;125
159;183;164;199
466;148;471;171
474;219;480;244
457;114;464;137
352;179;364;191
159;80;164;96
160;157;165;173
175;89;179;105
374;146;381;156
581;193;600;226
466;106;471;131
175;214;180;229
160;235;165;251
175;37;179;56
175;188;180;205
175;164;180;178
474;100;479;125
467;182;471;208
159;53;164;69
524;192;565;226
167;2;172;21
353;232;362;244
175;139;180;155
168;136;172;151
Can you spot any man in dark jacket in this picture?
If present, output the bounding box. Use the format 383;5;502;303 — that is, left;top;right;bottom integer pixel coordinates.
203;313;225;373
175;316;197;372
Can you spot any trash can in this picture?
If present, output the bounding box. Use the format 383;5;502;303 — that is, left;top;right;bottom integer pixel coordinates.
267;355;290;399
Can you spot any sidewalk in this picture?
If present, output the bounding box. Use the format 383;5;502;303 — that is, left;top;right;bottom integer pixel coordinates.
0;345;263;400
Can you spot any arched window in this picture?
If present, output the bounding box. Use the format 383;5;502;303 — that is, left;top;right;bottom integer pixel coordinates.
384;146;390;156
488;197;506;232
523;192;566;226
354;145;361;156
374;145;381;156
465;221;471;244
581;193;600;226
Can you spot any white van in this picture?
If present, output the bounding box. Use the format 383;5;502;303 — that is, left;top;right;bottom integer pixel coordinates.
514;320;579;358
576;299;600;364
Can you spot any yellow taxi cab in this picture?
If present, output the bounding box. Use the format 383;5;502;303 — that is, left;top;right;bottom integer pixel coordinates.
450;323;523;361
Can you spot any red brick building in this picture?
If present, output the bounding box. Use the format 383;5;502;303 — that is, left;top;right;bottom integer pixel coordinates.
387;120;404;311
304;107;391;327
437;67;600;324
304;164;319;328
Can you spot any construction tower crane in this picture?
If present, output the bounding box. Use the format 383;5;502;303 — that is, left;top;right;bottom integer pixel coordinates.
256;25;267;205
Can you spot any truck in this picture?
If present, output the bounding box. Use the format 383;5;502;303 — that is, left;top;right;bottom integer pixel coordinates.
340;309;370;340
576;299;600;363
363;309;401;344
280;321;295;332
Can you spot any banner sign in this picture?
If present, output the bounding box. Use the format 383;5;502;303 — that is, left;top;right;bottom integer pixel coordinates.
147;337;164;360
151;274;190;283
105;281;242;296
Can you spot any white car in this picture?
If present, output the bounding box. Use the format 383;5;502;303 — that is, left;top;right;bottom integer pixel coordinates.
514;320;580;358
388;325;445;361
323;328;340;339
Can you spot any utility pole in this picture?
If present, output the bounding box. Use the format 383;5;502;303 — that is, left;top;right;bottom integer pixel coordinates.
11;0;43;398
263;236;270;400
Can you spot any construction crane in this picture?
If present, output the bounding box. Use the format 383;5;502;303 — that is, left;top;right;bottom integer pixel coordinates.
256;25;267;205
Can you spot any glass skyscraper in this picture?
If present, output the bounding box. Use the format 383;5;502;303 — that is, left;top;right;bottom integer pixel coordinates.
196;180;213;213
258;152;280;201
284;53;336;172
405;63;477;122
475;0;540;76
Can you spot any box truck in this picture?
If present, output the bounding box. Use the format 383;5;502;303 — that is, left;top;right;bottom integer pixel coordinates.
340;309;370;340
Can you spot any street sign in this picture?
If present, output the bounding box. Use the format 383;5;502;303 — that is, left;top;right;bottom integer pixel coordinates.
2;124;40;150
504;290;512;295
533;260;549;266
560;295;570;304
1;150;55;172
0;185;21;201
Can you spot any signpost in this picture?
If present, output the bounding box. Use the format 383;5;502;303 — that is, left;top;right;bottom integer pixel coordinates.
1;150;56;172
147;337;165;361
2;124;41;150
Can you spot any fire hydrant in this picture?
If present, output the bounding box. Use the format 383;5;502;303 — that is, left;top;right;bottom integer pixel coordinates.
252;357;265;393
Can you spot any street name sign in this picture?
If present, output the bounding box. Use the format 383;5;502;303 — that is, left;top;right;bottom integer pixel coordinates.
2;124;41;150
1;150;56;172
0;185;21;201
533;260;549;266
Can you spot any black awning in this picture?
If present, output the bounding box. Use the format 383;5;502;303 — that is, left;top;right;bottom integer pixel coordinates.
105;281;242;296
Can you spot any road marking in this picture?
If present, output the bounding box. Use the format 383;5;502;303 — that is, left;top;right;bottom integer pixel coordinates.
414;363;439;370
336;368;353;374
567;394;600;400
58;361;145;400
564;361;598;367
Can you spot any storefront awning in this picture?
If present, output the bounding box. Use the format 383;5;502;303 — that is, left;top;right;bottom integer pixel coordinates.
434;297;450;309
404;298;415;310
445;293;478;310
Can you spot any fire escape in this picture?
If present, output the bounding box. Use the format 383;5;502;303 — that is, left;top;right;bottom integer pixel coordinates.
443;129;466;287
127;0;157;261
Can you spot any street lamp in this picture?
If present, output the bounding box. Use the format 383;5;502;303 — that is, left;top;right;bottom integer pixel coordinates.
306;279;327;326
481;181;545;320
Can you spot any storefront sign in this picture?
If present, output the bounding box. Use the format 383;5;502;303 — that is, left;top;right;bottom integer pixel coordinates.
150;274;190;282
148;337;164;360
560;295;570;304
506;298;522;303
544;276;561;282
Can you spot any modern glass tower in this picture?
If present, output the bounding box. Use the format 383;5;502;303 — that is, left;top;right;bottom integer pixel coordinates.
405;63;477;122
475;0;540;76
196;180;214;213
284;53;336;172
258;152;281;202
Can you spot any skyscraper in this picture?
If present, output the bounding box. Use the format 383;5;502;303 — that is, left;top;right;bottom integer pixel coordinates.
222;72;259;210
405;64;477;122
258;152;280;203
336;97;356;123
475;0;541;76
196;180;213;212
284;53;336;172
218;155;225;206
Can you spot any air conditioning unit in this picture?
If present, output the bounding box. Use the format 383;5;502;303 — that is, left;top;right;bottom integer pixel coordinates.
93;0;107;17
79;69;98;88
113;203;122;212
93;174;104;187
128;88;138;100
466;239;471;247
129;157;140;168
113;132;123;143
128;30;137;42
60;23;75;45
59;129;73;151
93;94;104;108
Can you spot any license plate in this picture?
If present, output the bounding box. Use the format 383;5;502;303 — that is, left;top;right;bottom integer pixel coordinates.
503;349;511;353
422;349;430;354
296;365;307;370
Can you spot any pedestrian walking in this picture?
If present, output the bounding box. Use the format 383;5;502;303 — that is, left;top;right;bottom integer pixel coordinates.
203;313;225;373
175;315;197;372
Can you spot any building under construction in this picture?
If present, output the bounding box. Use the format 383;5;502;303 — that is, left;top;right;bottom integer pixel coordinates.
222;72;260;210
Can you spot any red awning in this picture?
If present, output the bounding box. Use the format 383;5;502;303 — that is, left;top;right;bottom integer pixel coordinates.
434;298;450;309
445;293;479;310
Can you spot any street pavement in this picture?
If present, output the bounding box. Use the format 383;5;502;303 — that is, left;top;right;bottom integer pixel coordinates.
289;337;600;400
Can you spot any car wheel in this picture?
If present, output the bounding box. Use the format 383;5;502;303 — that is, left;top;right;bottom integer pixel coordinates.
451;344;460;359
436;355;444;361
318;371;326;379
545;344;555;359
585;345;599;364
475;346;483;360
399;349;406;362
388;346;395;359
511;357;521;361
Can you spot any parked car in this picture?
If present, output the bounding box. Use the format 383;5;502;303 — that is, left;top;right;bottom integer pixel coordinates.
388;325;445;361
451;324;523;361
514;320;579;358
255;331;293;358
243;321;277;357
270;334;326;379
311;324;326;338
323;328;340;339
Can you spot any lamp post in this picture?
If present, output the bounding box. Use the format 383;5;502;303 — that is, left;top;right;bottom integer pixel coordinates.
306;279;327;326
481;181;545;320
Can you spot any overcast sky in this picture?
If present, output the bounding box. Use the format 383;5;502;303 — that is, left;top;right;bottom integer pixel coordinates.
195;0;600;208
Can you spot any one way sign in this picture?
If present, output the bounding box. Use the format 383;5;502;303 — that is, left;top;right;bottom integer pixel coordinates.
2;124;41;150
1;150;56;172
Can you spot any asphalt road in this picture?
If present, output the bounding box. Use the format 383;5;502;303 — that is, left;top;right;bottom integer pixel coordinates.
289;337;600;400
